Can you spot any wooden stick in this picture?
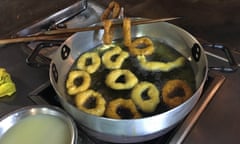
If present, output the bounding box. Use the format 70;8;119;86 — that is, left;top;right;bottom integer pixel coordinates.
43;17;181;35
0;17;181;45
0;34;71;45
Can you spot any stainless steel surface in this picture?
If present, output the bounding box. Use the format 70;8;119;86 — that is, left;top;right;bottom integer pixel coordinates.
49;20;208;143
16;0;88;36
0;105;78;144
16;0;106;59
16;0;104;37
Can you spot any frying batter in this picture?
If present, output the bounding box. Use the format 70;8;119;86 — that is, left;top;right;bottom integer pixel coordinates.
66;70;91;95
105;69;138;90
131;81;160;113
76;52;101;74
102;46;129;69
75;89;106;116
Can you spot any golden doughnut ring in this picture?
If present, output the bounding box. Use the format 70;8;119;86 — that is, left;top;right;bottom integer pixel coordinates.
102;46;129;69
162;79;193;108
137;56;185;72
103;19;113;45
131;81;160;113
75;89;106;116
105;69;138;90
101;1;120;21
77;52;101;74
66;70;91;95
123;18;132;47
105;98;141;119
129;37;154;56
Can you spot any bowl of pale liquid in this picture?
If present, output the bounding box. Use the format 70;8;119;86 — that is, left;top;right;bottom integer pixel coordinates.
0;105;78;144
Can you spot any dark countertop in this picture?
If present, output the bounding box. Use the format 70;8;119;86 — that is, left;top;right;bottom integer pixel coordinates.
0;0;79;112
0;0;240;143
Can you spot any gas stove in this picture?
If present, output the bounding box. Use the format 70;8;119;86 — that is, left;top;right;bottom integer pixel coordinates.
16;0;227;143
28;71;225;144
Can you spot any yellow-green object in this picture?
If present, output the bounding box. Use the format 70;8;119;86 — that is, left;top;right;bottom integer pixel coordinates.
0;68;16;97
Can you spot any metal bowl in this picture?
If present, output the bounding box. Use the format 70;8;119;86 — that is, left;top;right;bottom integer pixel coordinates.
0;105;77;144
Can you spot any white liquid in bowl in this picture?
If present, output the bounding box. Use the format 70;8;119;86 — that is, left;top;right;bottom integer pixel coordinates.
0;114;71;144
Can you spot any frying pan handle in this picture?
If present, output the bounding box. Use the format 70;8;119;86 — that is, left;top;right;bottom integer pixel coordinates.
203;43;238;72
26;41;63;68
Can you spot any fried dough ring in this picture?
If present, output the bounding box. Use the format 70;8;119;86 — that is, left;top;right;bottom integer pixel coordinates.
101;1;121;21
123;18;132;47
137;56;185;72
162;79;193;108
102;46;129;69
66;70;91;95
131;81;160;113
105;69;138;90
103;19;113;45
75;89;106;116
105;98;141;119
77;52;101;74
129;37;155;56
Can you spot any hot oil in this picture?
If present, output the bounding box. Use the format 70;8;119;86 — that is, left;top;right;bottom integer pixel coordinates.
67;37;196;117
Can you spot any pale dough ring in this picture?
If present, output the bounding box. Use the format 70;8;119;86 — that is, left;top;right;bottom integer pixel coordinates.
66;70;91;95
77;52;101;74
131;81;160;113
75;89;106;116
102;46;129;69
105;69;138;90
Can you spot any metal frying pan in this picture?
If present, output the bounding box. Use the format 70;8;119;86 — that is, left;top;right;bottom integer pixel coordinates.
49;20;208;143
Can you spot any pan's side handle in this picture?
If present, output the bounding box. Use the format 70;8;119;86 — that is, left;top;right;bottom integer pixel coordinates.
26;40;63;68
203;43;238;73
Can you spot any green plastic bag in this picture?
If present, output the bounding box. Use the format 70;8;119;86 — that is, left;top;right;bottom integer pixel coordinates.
0;68;16;97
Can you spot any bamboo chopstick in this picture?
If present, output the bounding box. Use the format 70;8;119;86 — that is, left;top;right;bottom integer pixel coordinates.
0;34;71;45
0;17;181;45
43;17;181;35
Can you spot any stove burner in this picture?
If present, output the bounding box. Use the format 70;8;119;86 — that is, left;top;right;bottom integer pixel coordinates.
28;71;225;144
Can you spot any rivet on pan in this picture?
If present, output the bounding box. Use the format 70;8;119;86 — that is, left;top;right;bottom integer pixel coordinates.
52;63;58;83
192;43;201;62
61;45;71;60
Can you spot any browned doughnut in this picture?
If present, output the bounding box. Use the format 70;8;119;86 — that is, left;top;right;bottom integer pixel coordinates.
103;19;113;45
123;18;132;47
101;1;121;21
162;79;193;108
105;98;141;119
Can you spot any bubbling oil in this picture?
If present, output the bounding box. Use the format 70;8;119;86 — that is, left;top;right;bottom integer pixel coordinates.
67;37;196;117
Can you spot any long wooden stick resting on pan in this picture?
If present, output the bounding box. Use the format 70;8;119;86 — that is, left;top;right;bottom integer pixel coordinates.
0;17;180;45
